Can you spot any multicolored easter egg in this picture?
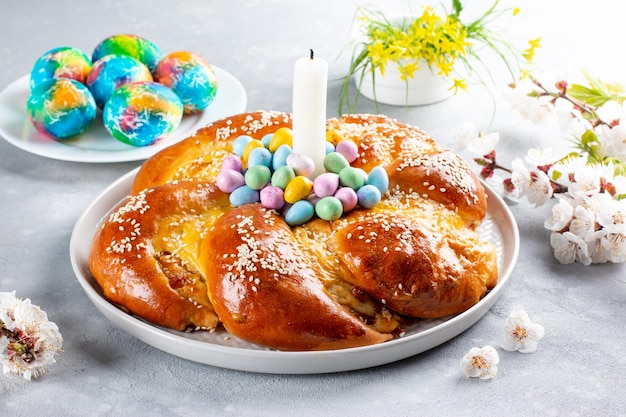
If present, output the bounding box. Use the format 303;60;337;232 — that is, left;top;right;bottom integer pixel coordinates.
103;81;183;147
86;54;153;108
92;34;163;73
29;46;92;90
154;51;218;114
27;78;97;140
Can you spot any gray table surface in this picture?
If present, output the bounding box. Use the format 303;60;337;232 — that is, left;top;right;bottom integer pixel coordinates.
1;1;625;416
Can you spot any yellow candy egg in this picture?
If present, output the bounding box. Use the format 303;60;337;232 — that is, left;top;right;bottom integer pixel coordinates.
284;175;313;204
269;127;293;152
326;129;344;146
242;139;265;163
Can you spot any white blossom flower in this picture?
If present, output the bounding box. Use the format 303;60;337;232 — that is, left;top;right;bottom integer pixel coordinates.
568;165;602;198
587;230;611;264
501;310;545;353
600;232;626;263
454;123;500;155
526;146;559;166
550;231;591;265
0;291;63;380
460;345;499;380
544;195;574;231
509;159;553;206
596;197;626;234
525;169;553;206
596;100;626;123
568;204;596;239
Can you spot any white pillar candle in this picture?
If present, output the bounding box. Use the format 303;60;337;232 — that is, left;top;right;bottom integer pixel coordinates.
292;50;328;178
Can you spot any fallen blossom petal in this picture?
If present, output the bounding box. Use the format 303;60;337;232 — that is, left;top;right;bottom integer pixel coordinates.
501;310;545;353
0;291;63;380
460;345;499;380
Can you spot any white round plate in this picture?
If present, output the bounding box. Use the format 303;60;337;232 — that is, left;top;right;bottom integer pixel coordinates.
70;169;519;374
0;67;246;163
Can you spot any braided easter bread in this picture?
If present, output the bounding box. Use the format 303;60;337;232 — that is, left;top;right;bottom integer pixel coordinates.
89;111;498;351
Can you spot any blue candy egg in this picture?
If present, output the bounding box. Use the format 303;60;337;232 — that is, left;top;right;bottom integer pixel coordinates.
366;166;389;194
229;185;260;207
284;200;315;226
357;184;382;209
261;133;274;148
233;135;253;157
272;144;293;171
247;146;273;168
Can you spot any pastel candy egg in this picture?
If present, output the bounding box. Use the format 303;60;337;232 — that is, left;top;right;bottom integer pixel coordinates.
86;54;153;109
325;142;335;155
261;133;273;148
247;146;272;168
216;168;245;193
312;172;339;198
323;152;350;174
357;184;382;209
284;175;313;204
315;196;343;221
222;154;243;172
334;187;358;212
269;127;293;152
326;129;344;146
284;200;315;226
271;166;296;189
367;166;389;194
287;153;315;177
229;185;260;207
154;51;218;114
27;78;97;140
242;139;265;162
336;140;359;163
232;135;253;156
103;81;183;147
244;165;271;190
272;144;292;171
260;185;285;210
339;166;366;190
30;46;92;90
92;34;163;73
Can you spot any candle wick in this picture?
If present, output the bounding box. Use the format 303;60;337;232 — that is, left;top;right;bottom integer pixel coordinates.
310;49;314;60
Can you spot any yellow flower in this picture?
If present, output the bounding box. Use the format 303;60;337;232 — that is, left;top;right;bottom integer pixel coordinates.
451;78;468;93
523;37;542;63
513;7;520;16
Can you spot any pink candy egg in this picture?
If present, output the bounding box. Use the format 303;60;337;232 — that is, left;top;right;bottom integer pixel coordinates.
222;154;243;172
260;185;286;210
286;152;315;177
313;172;339;198
335;140;359;163
217;169;245;193
334;187;358;212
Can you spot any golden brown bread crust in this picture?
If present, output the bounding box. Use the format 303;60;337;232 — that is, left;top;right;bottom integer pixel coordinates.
89;110;498;351
89;181;229;331
200;204;392;351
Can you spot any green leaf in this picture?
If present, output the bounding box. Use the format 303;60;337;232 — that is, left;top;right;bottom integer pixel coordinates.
568;72;626;107
451;0;463;17
580;129;598;147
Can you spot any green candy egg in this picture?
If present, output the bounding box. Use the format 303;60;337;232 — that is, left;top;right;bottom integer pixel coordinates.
315;196;343;221
271;165;296;189
323;152;350;174
339;166;366;190
245;165;271;190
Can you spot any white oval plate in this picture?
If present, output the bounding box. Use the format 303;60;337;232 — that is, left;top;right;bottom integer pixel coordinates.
0;67;246;163
70;169;519;374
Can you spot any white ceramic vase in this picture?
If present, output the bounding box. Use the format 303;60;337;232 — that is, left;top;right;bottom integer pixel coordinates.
356;61;453;106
